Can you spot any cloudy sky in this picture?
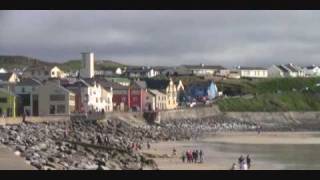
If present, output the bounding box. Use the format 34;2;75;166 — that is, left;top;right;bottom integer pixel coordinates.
1;10;320;67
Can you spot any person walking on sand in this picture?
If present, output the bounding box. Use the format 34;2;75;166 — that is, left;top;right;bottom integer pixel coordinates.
199;149;204;163
147;142;151;150
246;155;251;169
172;148;177;156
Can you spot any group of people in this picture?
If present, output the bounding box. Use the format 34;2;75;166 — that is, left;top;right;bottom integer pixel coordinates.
230;155;251;170
181;149;204;163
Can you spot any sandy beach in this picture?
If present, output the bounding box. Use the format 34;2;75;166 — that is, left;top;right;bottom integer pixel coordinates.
0;145;35;170
142;132;320;170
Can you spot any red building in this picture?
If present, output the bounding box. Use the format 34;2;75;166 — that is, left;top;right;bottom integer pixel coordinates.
95;78;147;112
129;81;147;112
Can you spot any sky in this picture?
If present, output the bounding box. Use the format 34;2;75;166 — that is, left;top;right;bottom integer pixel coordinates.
1;10;320;67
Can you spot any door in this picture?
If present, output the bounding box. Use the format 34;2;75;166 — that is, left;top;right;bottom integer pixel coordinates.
32;95;39;116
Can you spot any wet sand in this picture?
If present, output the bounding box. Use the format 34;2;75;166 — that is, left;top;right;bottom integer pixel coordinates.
0;145;35;170
142;132;320;170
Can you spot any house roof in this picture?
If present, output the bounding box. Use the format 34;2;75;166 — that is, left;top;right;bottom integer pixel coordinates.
284;64;299;72
16;78;42;86
148;89;166;96
131;80;147;89
186;80;214;88
94;77;128;90
184;65;226;70
276;65;289;73
145;79;170;90
0;73;13;82
238;66;267;70
305;65;319;70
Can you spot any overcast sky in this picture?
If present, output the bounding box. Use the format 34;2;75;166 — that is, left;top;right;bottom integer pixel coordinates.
1;10;320;67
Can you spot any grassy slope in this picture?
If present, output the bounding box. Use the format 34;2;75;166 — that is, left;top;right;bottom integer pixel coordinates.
0;56;125;72
217;78;320;112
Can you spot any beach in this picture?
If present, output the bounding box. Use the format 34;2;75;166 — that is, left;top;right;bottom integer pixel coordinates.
0;145;34;170
142;132;320;170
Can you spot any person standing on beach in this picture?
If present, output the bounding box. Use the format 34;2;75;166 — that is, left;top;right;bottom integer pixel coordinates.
238;155;244;167
246;155;251;169
181;153;186;163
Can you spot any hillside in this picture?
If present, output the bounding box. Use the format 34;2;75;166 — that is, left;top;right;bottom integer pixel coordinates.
217;78;320;112
0;55;126;72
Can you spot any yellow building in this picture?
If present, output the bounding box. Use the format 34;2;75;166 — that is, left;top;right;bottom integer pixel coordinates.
145;78;178;110
0;88;16;117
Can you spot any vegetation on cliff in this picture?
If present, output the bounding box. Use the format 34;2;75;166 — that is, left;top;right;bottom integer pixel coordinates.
217;78;320;112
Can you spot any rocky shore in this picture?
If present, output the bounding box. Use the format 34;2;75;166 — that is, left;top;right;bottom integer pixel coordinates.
0;115;259;170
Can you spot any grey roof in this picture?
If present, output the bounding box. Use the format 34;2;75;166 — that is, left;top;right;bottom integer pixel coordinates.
0;73;13;81
184;65;226;70
305;65;319;70
284;64;299;72
145;79;170;90
148;89;166;96
238;66;267;70
94;77;128;90
277;65;289;73
16;78;42;86
131;80;147;89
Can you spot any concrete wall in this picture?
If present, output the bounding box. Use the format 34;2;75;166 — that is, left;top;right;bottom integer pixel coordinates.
224;111;320;130
158;105;221;122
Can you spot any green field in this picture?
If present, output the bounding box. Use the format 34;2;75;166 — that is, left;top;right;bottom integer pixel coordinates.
216;78;320;112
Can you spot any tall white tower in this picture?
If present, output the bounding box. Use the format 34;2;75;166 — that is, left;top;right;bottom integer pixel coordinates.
80;52;95;78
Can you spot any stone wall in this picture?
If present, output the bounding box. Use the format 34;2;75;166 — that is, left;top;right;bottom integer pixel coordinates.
0;115;70;125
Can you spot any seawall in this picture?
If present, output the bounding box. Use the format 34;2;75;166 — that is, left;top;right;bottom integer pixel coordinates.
158;105;221;122
156;106;320;130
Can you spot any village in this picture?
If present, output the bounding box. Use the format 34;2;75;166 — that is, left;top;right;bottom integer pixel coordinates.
0;52;320;119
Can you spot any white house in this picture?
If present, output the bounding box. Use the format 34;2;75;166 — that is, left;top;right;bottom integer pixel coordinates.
126;67;159;78
64;78;112;113
268;63;305;78
50;66;66;79
236;66;268;78
184;64;226;76
303;65;320;77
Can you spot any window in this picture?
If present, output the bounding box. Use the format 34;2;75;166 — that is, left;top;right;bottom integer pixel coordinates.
69;95;75;101
49;105;55;114
0;97;7;103
51;71;55;76
57;105;66;113
96;98;98;103
22;87;25;93
50;94;65;101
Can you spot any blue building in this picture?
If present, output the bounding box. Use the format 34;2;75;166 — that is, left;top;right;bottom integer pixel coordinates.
185;80;218;102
